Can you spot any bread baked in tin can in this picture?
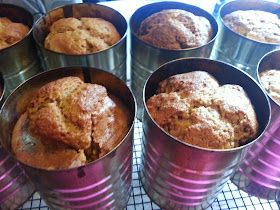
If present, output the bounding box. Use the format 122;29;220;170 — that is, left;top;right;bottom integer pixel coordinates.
0;67;136;210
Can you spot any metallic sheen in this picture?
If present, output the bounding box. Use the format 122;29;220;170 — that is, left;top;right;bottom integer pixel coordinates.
130;1;218;119
141;58;270;209
33;3;127;81
211;0;280;79
0;3;42;94
0;77;35;210
0;67;136;210
231;49;280;200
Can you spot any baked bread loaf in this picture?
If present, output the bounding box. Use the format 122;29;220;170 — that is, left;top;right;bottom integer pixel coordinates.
44;17;121;54
147;71;258;149
12;76;130;169
223;10;280;44
138;9;212;49
260;69;280;104
0;17;29;50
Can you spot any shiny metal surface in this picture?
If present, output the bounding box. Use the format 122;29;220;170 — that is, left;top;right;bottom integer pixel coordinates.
231;49;280;200
141;58;270;209
0;3;42;94
33;3;127;81
211;0;280;79
0;67;136;210
0;146;35;210
0;76;35;210
40;0;82;12
130;1;218;119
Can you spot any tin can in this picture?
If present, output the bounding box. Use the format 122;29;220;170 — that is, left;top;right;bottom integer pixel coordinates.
0;67;136;209
130;1;219;119
40;0;82;12
0;3;43;94
0;75;35;210
231;49;280;200
211;0;280;79
141;58;270;209
33;3;127;81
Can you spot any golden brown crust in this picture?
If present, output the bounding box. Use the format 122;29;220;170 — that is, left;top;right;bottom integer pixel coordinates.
27;77;107;150
157;71;219;94
91;95;130;158
138;9;212;49
44;17;121;54
0;17;29;50
12;76;130;169
223;10;280;44
209;84;258;144
12;113;86;170
260;69;280;104
147;71;258;149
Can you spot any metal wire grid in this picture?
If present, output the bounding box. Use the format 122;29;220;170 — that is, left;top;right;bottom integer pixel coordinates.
19;119;280;210
1;0;278;209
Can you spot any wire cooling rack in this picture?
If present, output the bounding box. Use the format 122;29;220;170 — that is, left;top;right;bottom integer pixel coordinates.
3;0;279;209
19;119;280;210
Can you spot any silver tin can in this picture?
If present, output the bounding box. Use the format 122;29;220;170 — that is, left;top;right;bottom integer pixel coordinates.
33;3;127;81
0;3;43;94
231;49;280;200
0;76;35;210
130;1;218;119
0;67;136;209
40;0;82;12
141;58;270;209
211;0;280;79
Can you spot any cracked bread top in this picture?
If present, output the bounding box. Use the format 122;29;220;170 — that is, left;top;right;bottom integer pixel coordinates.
138;9;212;50
260;69;280;104
146;71;258;149
223;10;280;44
44;17;121;54
12;76;130;169
0;17;30;50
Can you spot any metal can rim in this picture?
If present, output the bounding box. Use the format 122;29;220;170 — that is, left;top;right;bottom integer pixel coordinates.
219;0;280;46
257;49;280;107
33;3;128;56
0;3;34;52
129;1;219;52
0;66;137;172
143;57;271;153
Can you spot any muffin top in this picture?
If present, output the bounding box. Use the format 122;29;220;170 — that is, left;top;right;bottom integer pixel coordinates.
138;9;212;50
44;17;121;54
260;69;280;104
223;10;280;44
0;17;30;50
147;71;258;149
12;76;130;169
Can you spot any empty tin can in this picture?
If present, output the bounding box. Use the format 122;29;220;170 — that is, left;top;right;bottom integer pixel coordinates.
33;3;127;81
130;1;218;119
0;67;136;209
231;49;280;200
141;58;270;209
0;76;35;210
0;3;43;94
211;0;280;79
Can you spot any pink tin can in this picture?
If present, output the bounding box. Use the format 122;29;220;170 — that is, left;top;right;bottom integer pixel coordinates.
0;67;136;209
0;74;35;210
141;58;270;209
231;49;280;200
